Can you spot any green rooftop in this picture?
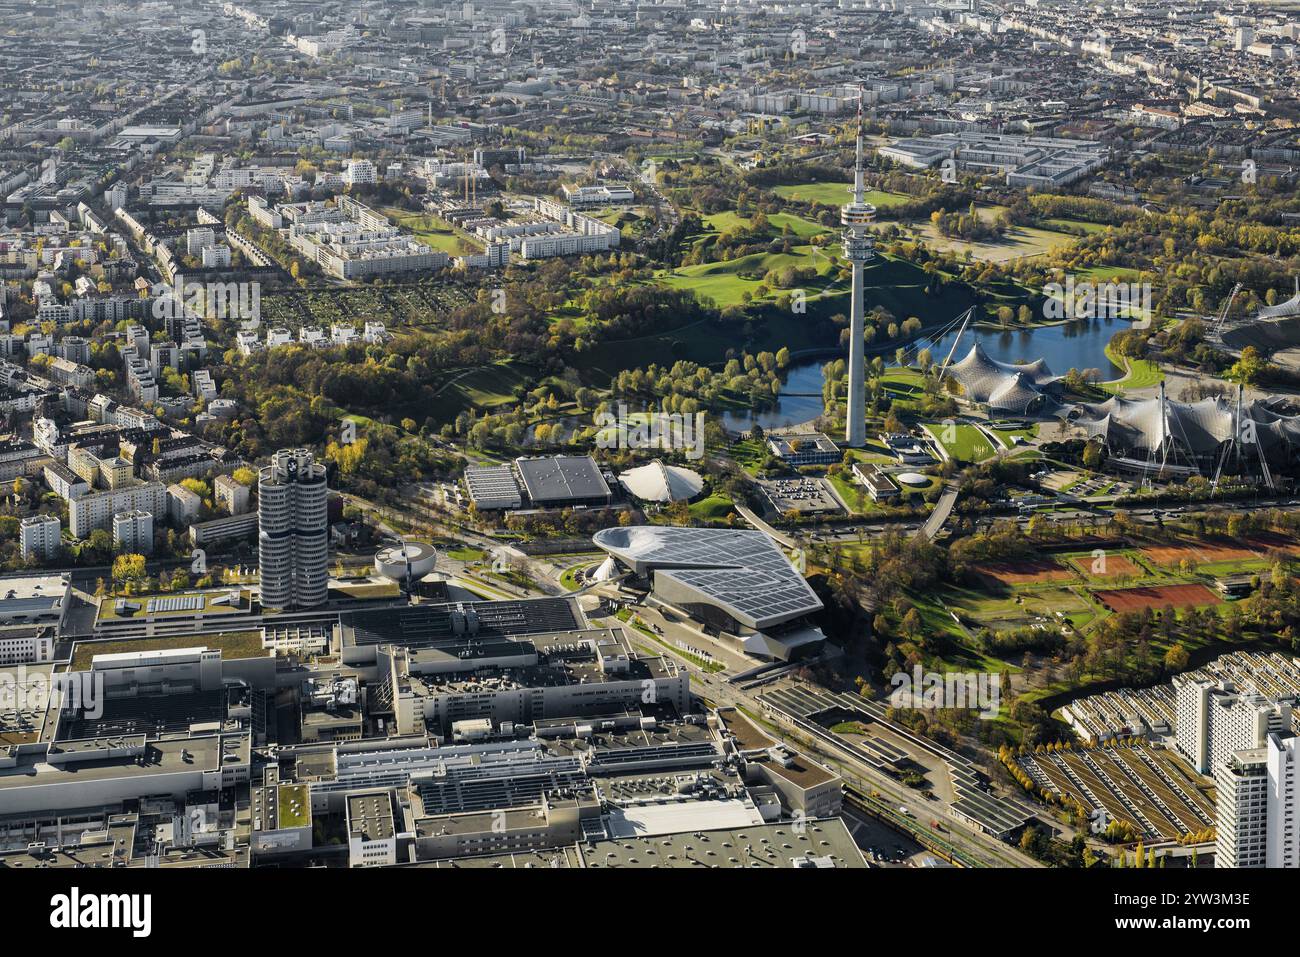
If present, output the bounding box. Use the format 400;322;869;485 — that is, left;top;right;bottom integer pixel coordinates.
277;784;311;829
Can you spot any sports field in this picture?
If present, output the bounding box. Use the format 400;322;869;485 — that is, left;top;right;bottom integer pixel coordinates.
923;422;996;463
1069;553;1145;579
974;558;1075;587
1139;534;1300;572
1092;582;1222;613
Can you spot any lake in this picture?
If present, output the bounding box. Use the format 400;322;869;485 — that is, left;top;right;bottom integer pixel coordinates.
722;317;1124;432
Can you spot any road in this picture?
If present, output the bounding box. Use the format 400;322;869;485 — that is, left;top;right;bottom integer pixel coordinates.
918;485;959;540
733;502;798;549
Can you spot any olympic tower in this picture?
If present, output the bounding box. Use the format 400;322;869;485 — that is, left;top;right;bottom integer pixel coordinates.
841;88;877;447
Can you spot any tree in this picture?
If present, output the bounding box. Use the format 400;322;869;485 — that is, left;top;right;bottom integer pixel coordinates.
112;553;147;590
1229;345;1267;386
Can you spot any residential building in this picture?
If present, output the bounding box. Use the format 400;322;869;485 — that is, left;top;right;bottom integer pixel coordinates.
1174;676;1293;775
19;514;61;561
69;482;167;537
113;509;154;556
214;473;251;515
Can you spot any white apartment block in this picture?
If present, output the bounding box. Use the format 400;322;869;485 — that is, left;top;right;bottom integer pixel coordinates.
1216;748;1268;868
214;473;251;515
201;244;232;268
70;482;167;538
19;514;61;561
167;483;202;524
286;196;449;280
248;195;283;229
1174;676;1292;775
186;227;216;256
515;198;621;260
1216;734;1300;868
112;509;154;556
343;159;377;187
561;183;635;206
124;349;158;402
455;240;509;270
193;369;218;401
1268;733;1300;868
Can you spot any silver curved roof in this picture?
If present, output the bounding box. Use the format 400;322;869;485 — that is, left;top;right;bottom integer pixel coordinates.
1075;395;1300;459
1258;289;1300;321
592;526;822;630
948;342;1057;410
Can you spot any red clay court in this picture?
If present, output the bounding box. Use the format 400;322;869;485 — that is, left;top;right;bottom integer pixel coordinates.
1092;582;1222;612
976;559;1076;586
1073;554;1143;578
1141;540;1254;567
1139;534;1300;568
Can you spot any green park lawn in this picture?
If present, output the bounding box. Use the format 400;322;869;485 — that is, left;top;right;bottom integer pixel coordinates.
379;206;481;255
1100;342;1164;394
771;182;910;207
923;422;996;463
701;210;830;239
657;244;837;307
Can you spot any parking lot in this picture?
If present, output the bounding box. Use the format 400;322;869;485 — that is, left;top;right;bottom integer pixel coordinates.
759;477;843;515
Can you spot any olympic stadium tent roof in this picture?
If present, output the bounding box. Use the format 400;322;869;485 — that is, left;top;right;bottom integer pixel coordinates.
947;343;1058;413
1222;282;1300;352
1074;394;1300;464
593;526;823;631
616;460;704;503
1257;288;1300;321
1075;395;1231;458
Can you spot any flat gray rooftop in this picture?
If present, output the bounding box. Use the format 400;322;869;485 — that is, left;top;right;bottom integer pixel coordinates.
515;455;610;504
578;818;866;868
348;791;395;841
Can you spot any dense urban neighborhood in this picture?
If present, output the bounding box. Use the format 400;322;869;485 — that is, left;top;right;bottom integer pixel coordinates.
0;0;1299;931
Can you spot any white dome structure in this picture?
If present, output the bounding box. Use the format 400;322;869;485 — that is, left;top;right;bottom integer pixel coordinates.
374;541;437;581
616;459;705;503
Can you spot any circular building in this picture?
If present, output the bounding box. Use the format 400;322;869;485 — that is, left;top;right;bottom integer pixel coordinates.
374;541;437;581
